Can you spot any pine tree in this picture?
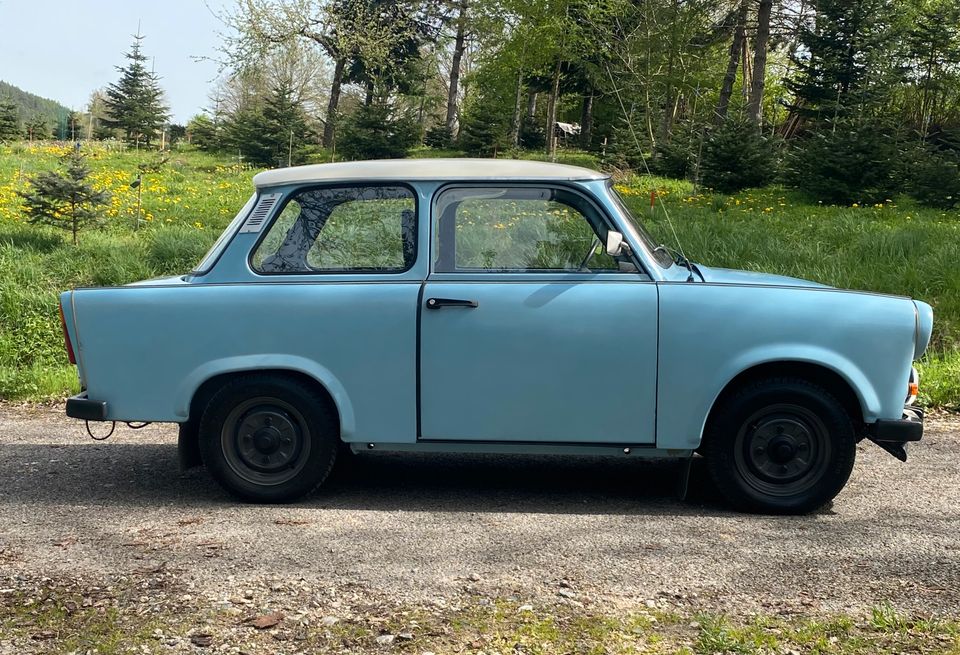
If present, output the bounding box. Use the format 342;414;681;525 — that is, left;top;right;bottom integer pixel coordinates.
23;115;49;142
260;80;312;167
424;124;453;149
18;148;110;245
187;114;221;151
786;0;905;122
788;117;905;205
700;118;778;193
606;114;647;172
458;100;508;156
223;104;269;164
339;101;418;160
104;32;170;145
0;102;19;142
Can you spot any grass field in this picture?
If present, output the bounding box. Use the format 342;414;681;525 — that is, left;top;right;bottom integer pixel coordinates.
0;141;957;408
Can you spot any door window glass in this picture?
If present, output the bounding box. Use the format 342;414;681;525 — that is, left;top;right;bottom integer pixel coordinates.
433;187;618;272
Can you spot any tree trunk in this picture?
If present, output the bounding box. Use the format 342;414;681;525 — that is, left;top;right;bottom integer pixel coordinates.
741;26;751;105
526;91;537;121
510;70;524;147
748;0;773;125
545;60;562;156
579;93;593;149
716;1;747;122
364;80;375;107
446;0;468;138
658;67;677;146
322;56;346;149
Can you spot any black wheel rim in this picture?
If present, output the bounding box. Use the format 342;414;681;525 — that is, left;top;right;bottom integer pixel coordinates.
221;397;310;486
733;403;831;498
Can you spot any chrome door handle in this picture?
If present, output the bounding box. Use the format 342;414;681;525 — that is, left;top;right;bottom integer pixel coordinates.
426;297;479;309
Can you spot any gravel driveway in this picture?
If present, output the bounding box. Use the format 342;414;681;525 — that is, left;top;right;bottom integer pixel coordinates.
1;405;958;617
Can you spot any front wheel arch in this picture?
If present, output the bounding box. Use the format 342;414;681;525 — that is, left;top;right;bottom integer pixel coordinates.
700;361;865;449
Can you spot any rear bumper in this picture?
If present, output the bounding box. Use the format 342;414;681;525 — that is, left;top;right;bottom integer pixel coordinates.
865;406;923;461
66;392;108;421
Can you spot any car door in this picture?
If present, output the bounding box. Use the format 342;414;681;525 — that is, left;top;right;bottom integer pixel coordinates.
418;184;658;444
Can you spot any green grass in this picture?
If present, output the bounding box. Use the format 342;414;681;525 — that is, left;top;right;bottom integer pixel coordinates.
0;142;256;399
0;143;957;408
2;579;958;654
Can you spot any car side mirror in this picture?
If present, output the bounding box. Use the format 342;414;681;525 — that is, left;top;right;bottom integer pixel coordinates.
605;231;631;257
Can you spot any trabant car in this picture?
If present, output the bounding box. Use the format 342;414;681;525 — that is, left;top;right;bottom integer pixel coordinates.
59;159;932;513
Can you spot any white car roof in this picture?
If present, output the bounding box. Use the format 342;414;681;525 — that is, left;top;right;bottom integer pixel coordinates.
252;158;608;188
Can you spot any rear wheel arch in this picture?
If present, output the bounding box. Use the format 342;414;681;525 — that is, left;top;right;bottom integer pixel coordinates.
178;369;342;470
189;369;341;432
701;361;866;447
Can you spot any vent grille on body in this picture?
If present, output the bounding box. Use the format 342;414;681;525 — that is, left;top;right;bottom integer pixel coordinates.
239;193;282;233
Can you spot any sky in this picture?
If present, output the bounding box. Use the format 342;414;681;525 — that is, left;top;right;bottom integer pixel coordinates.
0;0;232;123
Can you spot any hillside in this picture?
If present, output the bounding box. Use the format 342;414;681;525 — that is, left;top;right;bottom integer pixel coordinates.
0;80;71;138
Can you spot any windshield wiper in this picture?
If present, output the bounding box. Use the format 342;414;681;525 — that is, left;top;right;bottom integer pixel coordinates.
654;245;702;282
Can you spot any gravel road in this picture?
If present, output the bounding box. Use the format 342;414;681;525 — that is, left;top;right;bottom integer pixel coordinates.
1;405;958;617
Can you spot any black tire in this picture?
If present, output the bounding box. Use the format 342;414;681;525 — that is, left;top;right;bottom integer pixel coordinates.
703;377;856;514
198;375;338;503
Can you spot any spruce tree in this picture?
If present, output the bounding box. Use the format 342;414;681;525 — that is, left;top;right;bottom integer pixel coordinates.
187;114;221;151
18;148;110;245
23;115;49;142
786;0;904;122
606;114;647;172
223;104;269;164
788;118;904;205
338;101;418;160
261;80;312;166
700;118;778;193
458;100;508;157
104;32;170;145
0;102;19;142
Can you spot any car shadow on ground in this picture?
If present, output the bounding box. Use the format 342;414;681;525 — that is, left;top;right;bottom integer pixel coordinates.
0;442;734;515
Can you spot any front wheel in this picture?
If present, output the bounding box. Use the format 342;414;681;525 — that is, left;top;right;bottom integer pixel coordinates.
199;375;338;503
703;377;856;514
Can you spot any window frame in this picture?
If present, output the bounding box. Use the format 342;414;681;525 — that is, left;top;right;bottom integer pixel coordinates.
247;182;420;276
429;182;648;276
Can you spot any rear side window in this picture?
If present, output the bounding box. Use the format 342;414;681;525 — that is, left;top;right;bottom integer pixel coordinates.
252;185;417;273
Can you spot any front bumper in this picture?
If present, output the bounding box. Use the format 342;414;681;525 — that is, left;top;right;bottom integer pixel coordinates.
66;392;108;421
865;406;923;461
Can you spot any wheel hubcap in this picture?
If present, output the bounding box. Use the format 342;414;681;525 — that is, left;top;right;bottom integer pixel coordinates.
221;398;310;486
734;404;830;497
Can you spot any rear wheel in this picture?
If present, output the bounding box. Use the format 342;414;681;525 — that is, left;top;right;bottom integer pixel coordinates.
703;377;856;514
199;375;338;503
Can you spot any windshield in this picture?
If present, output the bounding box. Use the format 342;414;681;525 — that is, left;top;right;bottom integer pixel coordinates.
190;193;257;276
607;183;674;268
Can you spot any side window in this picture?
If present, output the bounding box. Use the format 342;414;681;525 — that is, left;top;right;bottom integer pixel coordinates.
433;187;618;273
252;186;416;273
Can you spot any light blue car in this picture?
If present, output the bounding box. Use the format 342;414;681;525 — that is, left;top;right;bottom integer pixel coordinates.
60;159;932;513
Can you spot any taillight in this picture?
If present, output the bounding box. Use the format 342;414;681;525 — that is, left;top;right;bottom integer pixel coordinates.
59;301;77;365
